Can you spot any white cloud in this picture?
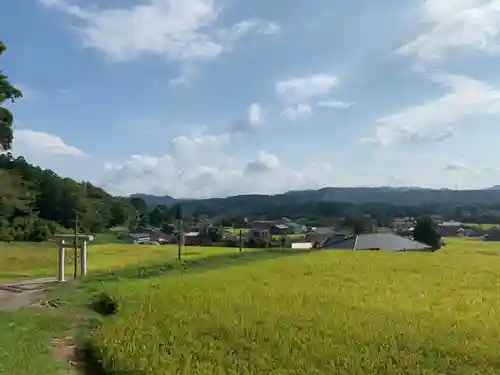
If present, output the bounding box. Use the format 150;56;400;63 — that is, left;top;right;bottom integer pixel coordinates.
398;0;500;61
275;74;351;120
170;131;230;164
247;102;263;126
244;150;280;175
363;74;500;146
443;159;475;173
442;158;500;176
220;18;281;44
316;99;354;109
276;74;338;104
13;129;87;156
231;102;266;133
435;126;455;142
40;0;279;65
88;129;500;196
99;130;342;198
281;103;313;120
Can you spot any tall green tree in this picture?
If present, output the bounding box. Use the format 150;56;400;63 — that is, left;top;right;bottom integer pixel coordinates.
148;205;172;227
343;211;374;235
0;41;23;151
1;154;137;241
413;216;442;250
130;197;148;226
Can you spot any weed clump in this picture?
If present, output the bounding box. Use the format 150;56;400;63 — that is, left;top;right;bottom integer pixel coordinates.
90;293;118;316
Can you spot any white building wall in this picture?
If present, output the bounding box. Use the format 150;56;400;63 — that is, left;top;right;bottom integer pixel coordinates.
292;242;313;249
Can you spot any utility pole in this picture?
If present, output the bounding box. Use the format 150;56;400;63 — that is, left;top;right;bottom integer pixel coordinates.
176;205;183;260
239;229;243;252
177;218;183;260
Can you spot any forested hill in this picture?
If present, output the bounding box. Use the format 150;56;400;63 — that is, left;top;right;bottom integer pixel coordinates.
133;186;500;209
131;187;500;227
0;154;136;241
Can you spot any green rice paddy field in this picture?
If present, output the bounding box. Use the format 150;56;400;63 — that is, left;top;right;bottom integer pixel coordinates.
2;238;500;374
0;241;245;282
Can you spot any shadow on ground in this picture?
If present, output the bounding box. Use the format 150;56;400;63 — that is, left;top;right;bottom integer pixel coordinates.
91;248;316;283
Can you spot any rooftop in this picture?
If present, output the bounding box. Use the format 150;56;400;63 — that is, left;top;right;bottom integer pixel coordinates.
439;221;462;227
327;233;431;251
354;233;431;251
309;227;335;235
275;224;289;230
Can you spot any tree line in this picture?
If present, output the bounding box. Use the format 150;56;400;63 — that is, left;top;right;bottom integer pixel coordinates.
0;154;140;241
144;199;500;229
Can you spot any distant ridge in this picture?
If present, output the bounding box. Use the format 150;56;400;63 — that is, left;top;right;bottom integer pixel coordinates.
130;186;500;209
129;194;179;207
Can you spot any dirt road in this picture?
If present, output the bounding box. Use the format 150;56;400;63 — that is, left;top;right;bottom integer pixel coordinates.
0;277;58;311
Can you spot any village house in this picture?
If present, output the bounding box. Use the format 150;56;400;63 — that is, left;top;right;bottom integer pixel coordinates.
183;232;202;246
437;221;462;237
245;228;272;243
251;217;306;235
320;231;352;248
123;233;151;244
324;233;431;252
484;228;500;241
305;227;335;245
459;226;485;238
125;226;170;244
391;217;415;233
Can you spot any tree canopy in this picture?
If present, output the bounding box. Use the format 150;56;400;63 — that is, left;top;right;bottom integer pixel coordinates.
0;41;23;151
0;155;138;241
413;216;442;250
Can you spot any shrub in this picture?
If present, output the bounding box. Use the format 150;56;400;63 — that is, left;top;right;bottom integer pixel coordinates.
90;293;119;316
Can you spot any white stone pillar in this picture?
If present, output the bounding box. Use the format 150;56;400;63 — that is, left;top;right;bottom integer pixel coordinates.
58;240;65;282
80;240;87;278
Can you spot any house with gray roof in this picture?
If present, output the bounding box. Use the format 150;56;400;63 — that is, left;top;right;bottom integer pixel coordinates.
324;233;432;252
123;233;152;244
437;221;462;237
126;226;170;244
305;227;335;244
484;228;500;241
391;217;415;232
251;217;306;235
319;231;351;248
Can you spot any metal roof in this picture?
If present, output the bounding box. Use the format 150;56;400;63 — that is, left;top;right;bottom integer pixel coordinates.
128;233;151;239
326;236;356;249
274;224;289;230
354;233;431;251
322;233;350;247
310;227;335;235
327;233;431;251
439;221;462;227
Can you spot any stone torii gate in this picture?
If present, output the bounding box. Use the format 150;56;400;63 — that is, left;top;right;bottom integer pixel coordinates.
54;234;94;282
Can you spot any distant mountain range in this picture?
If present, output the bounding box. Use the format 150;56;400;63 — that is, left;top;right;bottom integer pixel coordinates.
131;186;500;209
130;194;179;207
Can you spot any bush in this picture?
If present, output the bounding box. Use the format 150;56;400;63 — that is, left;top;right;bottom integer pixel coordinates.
90;293;119;316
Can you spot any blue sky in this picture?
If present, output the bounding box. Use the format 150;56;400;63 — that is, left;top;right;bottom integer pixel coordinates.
2;0;500;198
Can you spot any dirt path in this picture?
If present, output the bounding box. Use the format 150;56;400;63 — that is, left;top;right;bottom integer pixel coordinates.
0;277;58;311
